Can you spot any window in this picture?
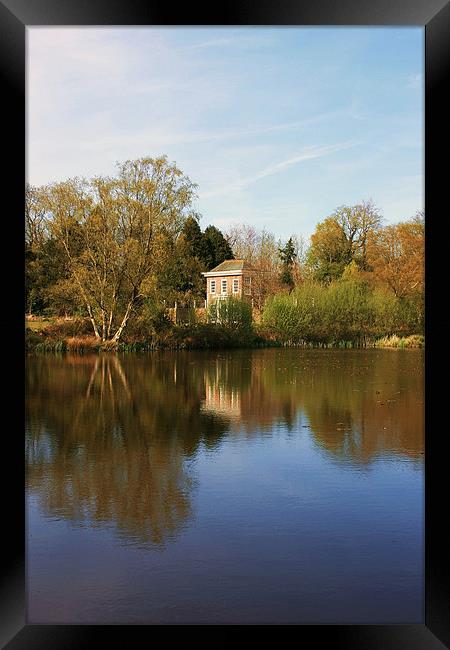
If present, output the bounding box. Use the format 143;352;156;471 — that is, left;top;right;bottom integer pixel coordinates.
233;278;239;293
221;279;228;294
210;279;216;294
244;276;252;295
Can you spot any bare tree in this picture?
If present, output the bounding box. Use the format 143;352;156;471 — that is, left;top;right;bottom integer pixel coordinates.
25;184;49;249
225;224;287;309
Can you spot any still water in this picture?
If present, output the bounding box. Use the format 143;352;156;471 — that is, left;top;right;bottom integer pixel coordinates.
26;349;424;623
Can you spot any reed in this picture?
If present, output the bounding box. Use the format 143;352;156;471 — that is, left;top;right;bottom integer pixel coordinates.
34;339;67;353
374;334;424;349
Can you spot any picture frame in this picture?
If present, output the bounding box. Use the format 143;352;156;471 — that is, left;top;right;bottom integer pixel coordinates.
2;0;449;645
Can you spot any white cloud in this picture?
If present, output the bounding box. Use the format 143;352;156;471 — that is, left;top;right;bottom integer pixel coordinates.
26;26;423;237
199;142;359;199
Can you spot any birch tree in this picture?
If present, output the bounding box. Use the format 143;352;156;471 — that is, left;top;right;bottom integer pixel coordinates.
47;156;196;341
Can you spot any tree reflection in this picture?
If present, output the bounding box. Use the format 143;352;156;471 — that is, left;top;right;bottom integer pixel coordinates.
26;354;230;547
26;349;424;545
256;349;424;463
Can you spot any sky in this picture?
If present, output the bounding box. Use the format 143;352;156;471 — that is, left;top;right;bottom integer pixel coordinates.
27;27;424;240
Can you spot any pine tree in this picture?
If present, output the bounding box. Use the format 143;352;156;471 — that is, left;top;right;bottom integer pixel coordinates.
203;225;234;270
278;237;297;291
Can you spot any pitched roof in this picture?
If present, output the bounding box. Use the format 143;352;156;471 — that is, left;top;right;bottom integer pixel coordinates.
207;259;256;273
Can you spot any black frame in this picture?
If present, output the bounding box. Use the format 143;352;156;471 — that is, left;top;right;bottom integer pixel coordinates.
2;0;449;645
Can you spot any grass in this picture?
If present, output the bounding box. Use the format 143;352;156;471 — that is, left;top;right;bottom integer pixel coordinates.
374;334;424;349
34;339;67;353
66;336;105;353
25;315;424;353
25;317;55;331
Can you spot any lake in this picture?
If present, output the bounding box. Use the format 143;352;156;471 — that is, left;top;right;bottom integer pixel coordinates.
26;348;424;624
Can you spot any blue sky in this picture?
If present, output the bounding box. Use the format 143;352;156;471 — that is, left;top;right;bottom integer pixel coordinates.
27;27;423;240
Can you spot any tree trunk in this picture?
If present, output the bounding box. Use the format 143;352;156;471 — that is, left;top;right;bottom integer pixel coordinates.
101;312;106;342
106;310;114;340
86;303;100;339
112;299;134;342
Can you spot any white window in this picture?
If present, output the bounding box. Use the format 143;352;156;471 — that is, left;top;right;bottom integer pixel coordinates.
233;278;239;293
221;279;228;294
244;276;252;295
210;279;216;294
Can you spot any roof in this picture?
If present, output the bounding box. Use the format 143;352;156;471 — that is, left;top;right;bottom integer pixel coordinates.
204;259;256;274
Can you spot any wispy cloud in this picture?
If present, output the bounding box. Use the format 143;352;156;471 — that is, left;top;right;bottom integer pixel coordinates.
70;108;356;154
200;142;359;198
27;26;423;232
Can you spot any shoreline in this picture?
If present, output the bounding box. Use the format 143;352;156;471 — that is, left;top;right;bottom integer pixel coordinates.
25;328;424;354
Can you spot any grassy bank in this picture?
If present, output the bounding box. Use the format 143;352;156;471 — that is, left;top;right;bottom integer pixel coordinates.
25;316;56;331
25;318;274;353
26;319;423;354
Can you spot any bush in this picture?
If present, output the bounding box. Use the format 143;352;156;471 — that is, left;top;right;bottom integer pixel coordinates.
44;318;93;338
207;297;253;333
175;322;256;349
25;328;44;352
261;278;424;346
262;282;328;344
124;301;173;341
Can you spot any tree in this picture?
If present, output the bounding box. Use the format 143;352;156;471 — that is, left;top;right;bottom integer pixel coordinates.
26;184;82;315
203;225;234;270
225;224;306;309
47;156;197;341
225;223;260;261
25;184;48;249
156;232;205;305
278;237;297;291
334;200;382;270
26;185;47;315
306;216;351;282
307;200;383;282
225;224;282;309
366;218;424;299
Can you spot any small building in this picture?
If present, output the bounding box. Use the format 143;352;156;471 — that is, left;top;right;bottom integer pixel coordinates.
202;259;256;308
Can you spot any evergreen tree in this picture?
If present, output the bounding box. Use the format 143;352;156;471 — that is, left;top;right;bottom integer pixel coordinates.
181;215;214;270
278;237;297;291
182;215;203;256
203;225;234;270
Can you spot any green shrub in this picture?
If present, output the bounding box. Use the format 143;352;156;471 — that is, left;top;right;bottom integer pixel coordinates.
42;318;93;338
25;328;43;352
262;282;328;344
124;301;173;340
207;297;253;333
262;278;424;346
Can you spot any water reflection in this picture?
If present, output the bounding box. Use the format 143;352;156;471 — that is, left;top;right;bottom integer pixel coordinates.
26;349;423;546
